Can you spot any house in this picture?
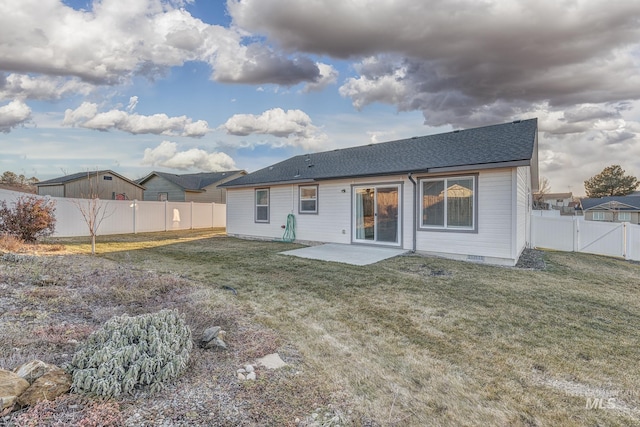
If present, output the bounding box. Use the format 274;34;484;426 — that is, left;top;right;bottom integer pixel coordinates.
137;170;246;203
533;192;577;215
221;119;539;266
37;170;144;200
581;196;640;224
534;192;573;209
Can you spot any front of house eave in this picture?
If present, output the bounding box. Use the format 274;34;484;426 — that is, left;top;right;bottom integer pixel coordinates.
222;159;532;189
586;205;640;211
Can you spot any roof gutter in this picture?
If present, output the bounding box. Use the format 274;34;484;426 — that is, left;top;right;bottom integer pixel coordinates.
221;178;316;189
407;173;417;253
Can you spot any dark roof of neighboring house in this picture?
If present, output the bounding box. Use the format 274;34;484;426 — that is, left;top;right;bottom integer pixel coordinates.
37;170;145;189
138;171;246;192
221;119;538;188
581;196;640;211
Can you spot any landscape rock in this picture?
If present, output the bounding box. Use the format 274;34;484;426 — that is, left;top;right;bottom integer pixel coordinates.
212;337;228;350
237;372;246;381
244;365;254;373
200;326;228;350
13;360;57;384
17;368;72;407
246;372;256;381
201;326;221;343
0;369;30;410
256;353;287;370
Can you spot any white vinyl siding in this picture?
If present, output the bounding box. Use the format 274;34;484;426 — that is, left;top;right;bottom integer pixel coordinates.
415;169;514;262
515;166;530;259
226;168;522;265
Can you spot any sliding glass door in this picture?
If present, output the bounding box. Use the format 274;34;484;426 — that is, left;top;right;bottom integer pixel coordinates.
353;185;400;245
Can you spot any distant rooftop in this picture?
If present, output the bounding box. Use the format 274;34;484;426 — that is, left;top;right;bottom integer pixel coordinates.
138;171;245;192
581;196;640;211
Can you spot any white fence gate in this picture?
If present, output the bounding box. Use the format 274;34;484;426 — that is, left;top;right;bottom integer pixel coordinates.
531;215;640;261
0;189;226;238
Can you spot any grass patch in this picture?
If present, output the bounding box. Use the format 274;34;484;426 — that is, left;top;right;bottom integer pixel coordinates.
39;231;640;425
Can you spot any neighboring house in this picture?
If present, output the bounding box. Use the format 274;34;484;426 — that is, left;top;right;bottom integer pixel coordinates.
581;196;640;224
137;171;246;203
534;192;576;215
535;192;573;209
221;119;539;266
37;170;144;200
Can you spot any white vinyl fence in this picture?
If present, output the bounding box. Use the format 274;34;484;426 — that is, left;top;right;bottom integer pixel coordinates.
531;215;640;261
0;189;226;238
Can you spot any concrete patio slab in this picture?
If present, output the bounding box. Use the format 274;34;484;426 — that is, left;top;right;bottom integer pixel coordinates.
280;243;408;266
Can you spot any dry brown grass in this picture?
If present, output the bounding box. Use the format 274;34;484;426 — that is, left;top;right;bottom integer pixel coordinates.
8;230;640;426
1;237;336;426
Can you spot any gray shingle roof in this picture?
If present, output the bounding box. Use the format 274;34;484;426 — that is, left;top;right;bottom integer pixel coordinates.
581;196;640;211
222;119;538;188
139;171;245;191
37;170;144;188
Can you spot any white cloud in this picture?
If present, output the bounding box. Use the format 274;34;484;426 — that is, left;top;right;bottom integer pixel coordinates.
339;58;408;110
302;62;338;93
142;140;236;171
127;96;139;112
0;99;32;132
0;74;94;101
230;1;640;128
62;101;210;137
220;108;328;150
0;0;320;91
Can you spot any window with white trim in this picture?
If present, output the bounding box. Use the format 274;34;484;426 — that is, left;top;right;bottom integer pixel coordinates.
592;211;605;221
255;188;269;223
420;176;475;230
618;212;631;222
299;185;318;214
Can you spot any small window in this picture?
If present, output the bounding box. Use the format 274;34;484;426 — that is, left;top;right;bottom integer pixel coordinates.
592;212;605;221
420;176;476;231
618;212;631;222
299;185;318;214
103;176;113;181
255;188;269;223
158;192;168;201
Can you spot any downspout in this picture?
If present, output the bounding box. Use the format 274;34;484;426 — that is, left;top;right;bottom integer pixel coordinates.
407;173;417;253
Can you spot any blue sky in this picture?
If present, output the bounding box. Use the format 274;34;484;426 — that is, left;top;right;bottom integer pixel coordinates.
2;0;640;195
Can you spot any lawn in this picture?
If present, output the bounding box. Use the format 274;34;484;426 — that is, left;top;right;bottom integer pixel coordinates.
15;230;640;425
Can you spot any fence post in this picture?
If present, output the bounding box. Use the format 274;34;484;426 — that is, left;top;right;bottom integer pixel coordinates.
165;200;168;231
190;201;194;230
133;200;137;234
573;217;579;252
212;203;215;228
623;222;627;259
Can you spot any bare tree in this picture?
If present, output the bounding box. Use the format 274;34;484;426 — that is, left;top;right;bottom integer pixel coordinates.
72;171;113;255
533;177;551;209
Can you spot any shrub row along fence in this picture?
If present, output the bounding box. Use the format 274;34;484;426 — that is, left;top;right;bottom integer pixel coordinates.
0;189;226;238
531;215;640;261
